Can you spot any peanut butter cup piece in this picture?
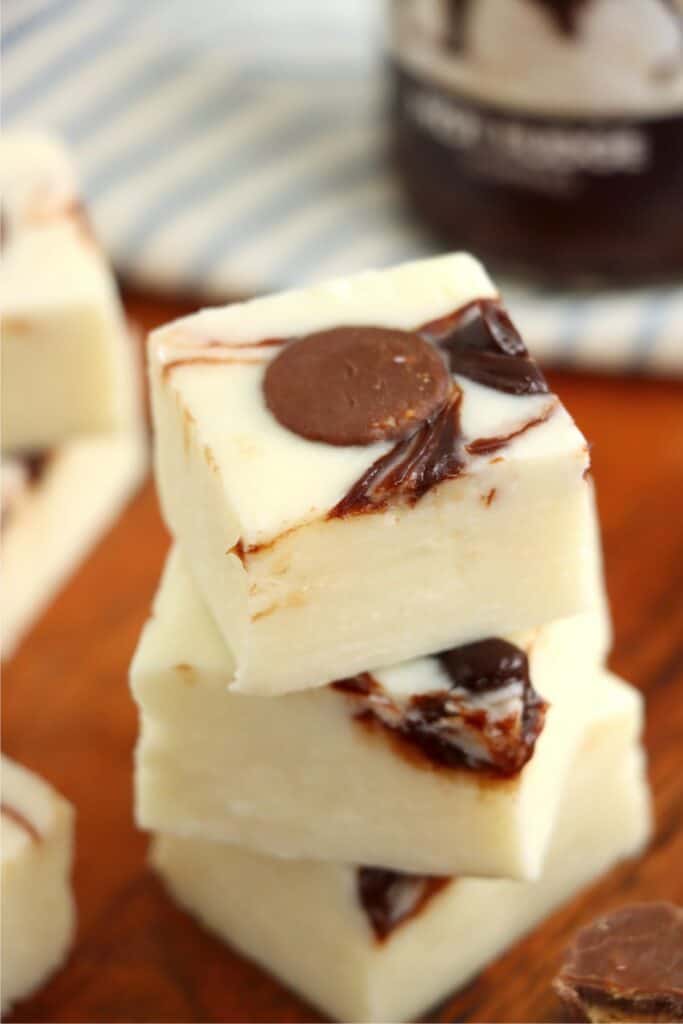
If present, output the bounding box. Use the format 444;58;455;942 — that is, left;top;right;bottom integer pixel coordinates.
554;903;683;1023
263;326;451;446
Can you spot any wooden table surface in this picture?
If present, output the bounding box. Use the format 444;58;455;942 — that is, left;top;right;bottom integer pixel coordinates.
4;291;683;1024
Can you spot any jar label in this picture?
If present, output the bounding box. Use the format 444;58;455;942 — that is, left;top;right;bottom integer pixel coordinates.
393;61;683;200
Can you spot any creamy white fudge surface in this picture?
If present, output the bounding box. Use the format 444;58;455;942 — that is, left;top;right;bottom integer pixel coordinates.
1;134;137;451
149;253;592;695
152;675;651;1024
1;756;76;1014
1;428;146;660
132;517;608;877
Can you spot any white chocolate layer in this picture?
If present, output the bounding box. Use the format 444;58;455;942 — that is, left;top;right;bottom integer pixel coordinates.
1;757;75;1014
151;674;651;1024
1;134;137;451
132;510;608;877
149;254;592;694
1;428;146;661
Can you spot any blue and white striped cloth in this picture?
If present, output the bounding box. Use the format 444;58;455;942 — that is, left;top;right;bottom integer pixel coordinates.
4;0;682;374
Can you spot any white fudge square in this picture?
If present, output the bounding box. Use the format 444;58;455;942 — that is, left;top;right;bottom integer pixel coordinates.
151;675;651;1024
1;134;136;451
149;253;593;695
1;756;76;1014
1;428;146;660
132;515;608;878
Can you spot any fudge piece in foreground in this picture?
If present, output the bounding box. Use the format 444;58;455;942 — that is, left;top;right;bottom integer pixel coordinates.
554;902;683;1023
1;757;75;1014
133;531;608;878
1;429;146;660
1;133;136;451
152;674;651;1024
149;252;593;695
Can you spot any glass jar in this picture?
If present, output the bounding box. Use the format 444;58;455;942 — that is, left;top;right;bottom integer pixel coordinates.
389;0;683;283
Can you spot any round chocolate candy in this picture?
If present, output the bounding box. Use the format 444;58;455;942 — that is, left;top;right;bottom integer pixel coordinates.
263;325;452;446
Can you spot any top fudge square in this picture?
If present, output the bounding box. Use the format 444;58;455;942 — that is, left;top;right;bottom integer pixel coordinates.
149;253;593;695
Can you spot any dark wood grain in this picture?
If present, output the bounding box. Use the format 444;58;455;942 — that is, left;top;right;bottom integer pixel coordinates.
3;291;682;1024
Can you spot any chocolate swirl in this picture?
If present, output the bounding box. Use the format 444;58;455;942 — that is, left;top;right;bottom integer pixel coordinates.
333;636;547;777
357;868;450;941
330;300;549;516
2;802;41;843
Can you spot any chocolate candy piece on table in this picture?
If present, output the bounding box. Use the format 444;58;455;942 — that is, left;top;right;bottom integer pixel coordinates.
554;902;683;1023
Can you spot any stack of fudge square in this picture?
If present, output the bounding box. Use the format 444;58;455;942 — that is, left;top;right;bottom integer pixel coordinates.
132;253;652;1023
1;133;146;660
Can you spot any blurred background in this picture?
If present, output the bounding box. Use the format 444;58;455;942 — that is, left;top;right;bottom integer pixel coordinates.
4;0;682;371
2;3;683;1022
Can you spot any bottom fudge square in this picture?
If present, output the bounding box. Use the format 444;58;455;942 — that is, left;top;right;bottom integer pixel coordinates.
151;674;651;1024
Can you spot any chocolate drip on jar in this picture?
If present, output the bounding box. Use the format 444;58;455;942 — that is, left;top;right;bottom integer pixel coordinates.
441;0;597;50
442;0;471;51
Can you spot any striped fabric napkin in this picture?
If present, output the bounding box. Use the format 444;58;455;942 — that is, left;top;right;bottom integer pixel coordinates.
4;0;682;374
